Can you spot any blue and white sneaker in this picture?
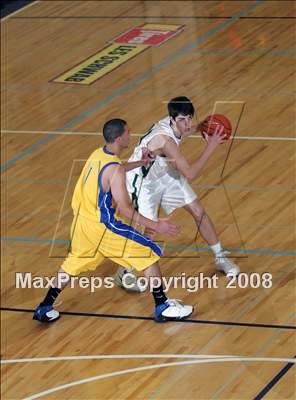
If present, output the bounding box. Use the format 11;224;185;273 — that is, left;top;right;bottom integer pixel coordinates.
154;299;193;322
33;305;60;323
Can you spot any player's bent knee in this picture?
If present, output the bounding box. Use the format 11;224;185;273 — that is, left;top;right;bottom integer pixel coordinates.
188;204;206;221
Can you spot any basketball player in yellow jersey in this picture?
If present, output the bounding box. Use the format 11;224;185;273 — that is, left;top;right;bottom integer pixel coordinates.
33;119;193;323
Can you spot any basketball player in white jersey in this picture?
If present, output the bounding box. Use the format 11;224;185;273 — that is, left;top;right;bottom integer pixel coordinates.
114;96;240;291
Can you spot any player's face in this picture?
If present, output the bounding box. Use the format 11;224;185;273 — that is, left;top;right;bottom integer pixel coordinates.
173;114;193;136
120;124;131;148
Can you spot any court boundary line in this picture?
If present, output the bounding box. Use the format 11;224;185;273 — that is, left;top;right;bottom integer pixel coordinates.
1;308;295;330
212;314;296;400
2;354;295;365
2;129;296;141
254;356;296;399
0;0;263;172
150;272;296;399
16;357;295;400
211;314;296;399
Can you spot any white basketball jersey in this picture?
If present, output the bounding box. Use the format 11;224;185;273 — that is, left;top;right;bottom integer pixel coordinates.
128;116;182;179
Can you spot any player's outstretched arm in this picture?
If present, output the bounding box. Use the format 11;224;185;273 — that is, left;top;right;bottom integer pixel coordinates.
162;128;226;181
106;165;179;236
121;148;155;172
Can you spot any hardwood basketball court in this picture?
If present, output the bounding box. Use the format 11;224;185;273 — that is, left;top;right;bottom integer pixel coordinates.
1;1;295;399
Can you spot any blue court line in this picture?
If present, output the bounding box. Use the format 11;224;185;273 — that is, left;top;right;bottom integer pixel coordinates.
0;0;263;172
1;308;295;330
254;356;295;399
0;135;54;172
1;236;296;255
186;49;296;57
1;236;68;244
163;244;296;256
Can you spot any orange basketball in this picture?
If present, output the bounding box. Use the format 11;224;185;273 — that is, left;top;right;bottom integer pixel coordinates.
200;114;232;140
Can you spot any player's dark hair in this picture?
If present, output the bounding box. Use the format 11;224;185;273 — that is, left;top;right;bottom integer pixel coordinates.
103;119;127;143
168;96;195;119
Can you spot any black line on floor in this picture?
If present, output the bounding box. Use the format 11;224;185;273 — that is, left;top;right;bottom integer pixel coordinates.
1;307;296;330
10;16;296;20
253;356;296;399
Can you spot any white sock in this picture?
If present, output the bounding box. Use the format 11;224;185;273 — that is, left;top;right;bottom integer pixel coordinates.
210;242;223;257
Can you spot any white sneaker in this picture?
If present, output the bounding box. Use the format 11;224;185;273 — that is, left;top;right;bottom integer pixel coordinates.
154;299;193;322
216;251;240;277
114;267;146;293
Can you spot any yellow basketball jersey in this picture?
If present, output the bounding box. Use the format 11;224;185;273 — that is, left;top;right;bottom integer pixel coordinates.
70;145;162;259
72;146;120;222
